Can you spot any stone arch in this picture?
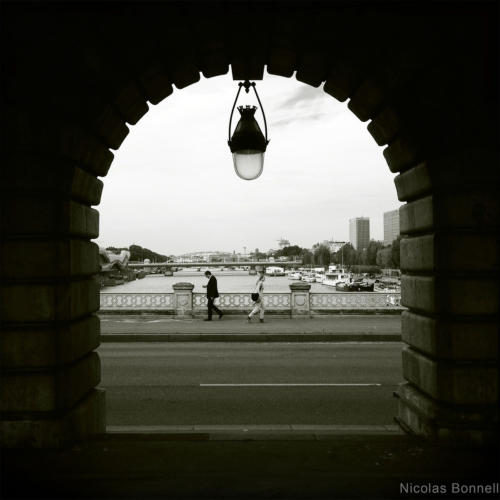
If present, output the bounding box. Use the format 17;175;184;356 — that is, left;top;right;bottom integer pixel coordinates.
1;2;497;447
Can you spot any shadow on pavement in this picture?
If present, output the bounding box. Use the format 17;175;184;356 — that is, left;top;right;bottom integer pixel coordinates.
2;433;498;499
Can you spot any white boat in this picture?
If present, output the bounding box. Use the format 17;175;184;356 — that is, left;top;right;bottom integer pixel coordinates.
288;271;302;280
322;269;352;287
266;266;285;276
302;273;316;283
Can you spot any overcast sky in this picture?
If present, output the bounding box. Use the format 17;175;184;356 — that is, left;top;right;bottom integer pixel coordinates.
95;72;401;255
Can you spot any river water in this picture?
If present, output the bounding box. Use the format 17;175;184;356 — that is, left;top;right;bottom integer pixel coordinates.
103;271;338;294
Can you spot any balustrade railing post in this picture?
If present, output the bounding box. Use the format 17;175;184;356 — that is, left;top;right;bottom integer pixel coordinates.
289;282;311;318
172;282;194;317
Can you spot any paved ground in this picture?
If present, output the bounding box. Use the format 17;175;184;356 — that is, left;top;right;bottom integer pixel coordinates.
4;317;498;499
100;342;403;426
3;434;498;499
99;314;401;342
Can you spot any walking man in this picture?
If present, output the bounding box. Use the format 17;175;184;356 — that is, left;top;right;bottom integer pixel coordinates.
202;270;223;321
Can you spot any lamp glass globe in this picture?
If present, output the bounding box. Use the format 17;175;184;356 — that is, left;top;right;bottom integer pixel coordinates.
232;150;264;180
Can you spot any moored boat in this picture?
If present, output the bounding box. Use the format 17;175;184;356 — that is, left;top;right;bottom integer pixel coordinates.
302;273;316;283
322;269;351;287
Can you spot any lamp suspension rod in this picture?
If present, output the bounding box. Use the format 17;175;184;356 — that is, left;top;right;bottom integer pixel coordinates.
250;82;268;142
228;82;244;142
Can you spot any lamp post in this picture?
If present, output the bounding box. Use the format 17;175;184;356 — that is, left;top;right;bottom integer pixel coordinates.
228;80;270;180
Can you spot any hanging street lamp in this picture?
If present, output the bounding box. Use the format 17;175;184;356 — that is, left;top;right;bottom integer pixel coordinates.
228;80;270;180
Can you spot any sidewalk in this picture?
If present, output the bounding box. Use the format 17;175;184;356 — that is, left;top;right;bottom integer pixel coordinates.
99;314;402;342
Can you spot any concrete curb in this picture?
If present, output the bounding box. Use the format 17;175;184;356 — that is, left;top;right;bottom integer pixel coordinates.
100;333;401;342
106;424;405;440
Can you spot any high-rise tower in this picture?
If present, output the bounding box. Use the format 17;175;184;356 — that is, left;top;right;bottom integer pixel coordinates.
349;217;370;250
383;209;400;246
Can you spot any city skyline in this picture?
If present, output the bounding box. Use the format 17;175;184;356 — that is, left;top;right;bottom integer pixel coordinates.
96;72;401;255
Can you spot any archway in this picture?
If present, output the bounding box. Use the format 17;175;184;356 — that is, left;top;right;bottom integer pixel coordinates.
96;71;403;430
1;2;497;448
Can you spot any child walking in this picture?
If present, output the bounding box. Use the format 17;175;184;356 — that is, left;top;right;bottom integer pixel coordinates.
248;271;265;323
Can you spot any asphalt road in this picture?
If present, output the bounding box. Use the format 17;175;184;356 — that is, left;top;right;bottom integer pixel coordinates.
99;342;404;426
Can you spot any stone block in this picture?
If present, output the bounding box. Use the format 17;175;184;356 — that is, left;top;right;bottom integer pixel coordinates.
0;388;106;448
444;278;498;315
1;278;100;323
399;196;433;234
348;79;384;122
1;197;99;238
2;156;103;206
401;311;498;360
200;51;229;78
139;65;174;105
68;201;99;237
6;112;113;178
401;275;435;313
70;167;103;206
396;382;497;446
231;59;265;81
0;315;100;368
400;234;434;272
295;51;328;88
383;136;420;173
58;123;114;177
402;347;498;404
57;352;102;409
0;352;101;413
394;163;432;202
436;191;499;230
92;104;130;150
113;82;149;126
427;148;499;186
1;239;99;279
267;47;296;77
70;241;100;276
172;64;201;89
1;283;54;323
436;233;498;271
323;61;362;102
402;275;497;316
367;106;400;146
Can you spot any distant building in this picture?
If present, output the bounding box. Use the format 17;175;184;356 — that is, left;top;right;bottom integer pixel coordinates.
323;240;346;253
277;237;290;248
383;209;400;246
175;251;234;263
349;217;370;250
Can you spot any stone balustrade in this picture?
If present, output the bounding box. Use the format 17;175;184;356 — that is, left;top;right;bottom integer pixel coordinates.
100;283;403;316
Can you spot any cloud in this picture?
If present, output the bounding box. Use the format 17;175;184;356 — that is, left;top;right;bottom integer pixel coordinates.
277;84;324;109
271;112;324;128
269;84;343;128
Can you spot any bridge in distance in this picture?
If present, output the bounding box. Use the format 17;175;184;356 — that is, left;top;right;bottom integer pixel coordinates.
128;261;302;269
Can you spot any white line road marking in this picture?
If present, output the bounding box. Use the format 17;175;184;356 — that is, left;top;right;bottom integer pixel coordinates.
199;383;382;387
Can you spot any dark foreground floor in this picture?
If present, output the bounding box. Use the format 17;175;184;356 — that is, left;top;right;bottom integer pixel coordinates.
2;433;498;500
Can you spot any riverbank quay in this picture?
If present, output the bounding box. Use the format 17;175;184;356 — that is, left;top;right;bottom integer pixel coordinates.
3;432;498;499
99;315;401;342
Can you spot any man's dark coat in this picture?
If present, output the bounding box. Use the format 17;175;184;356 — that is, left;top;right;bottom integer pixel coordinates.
206;275;219;299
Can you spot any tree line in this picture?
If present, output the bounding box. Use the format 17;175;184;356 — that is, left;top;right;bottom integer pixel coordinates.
272;238;401;270
106;245;170;263
106;238;401;269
